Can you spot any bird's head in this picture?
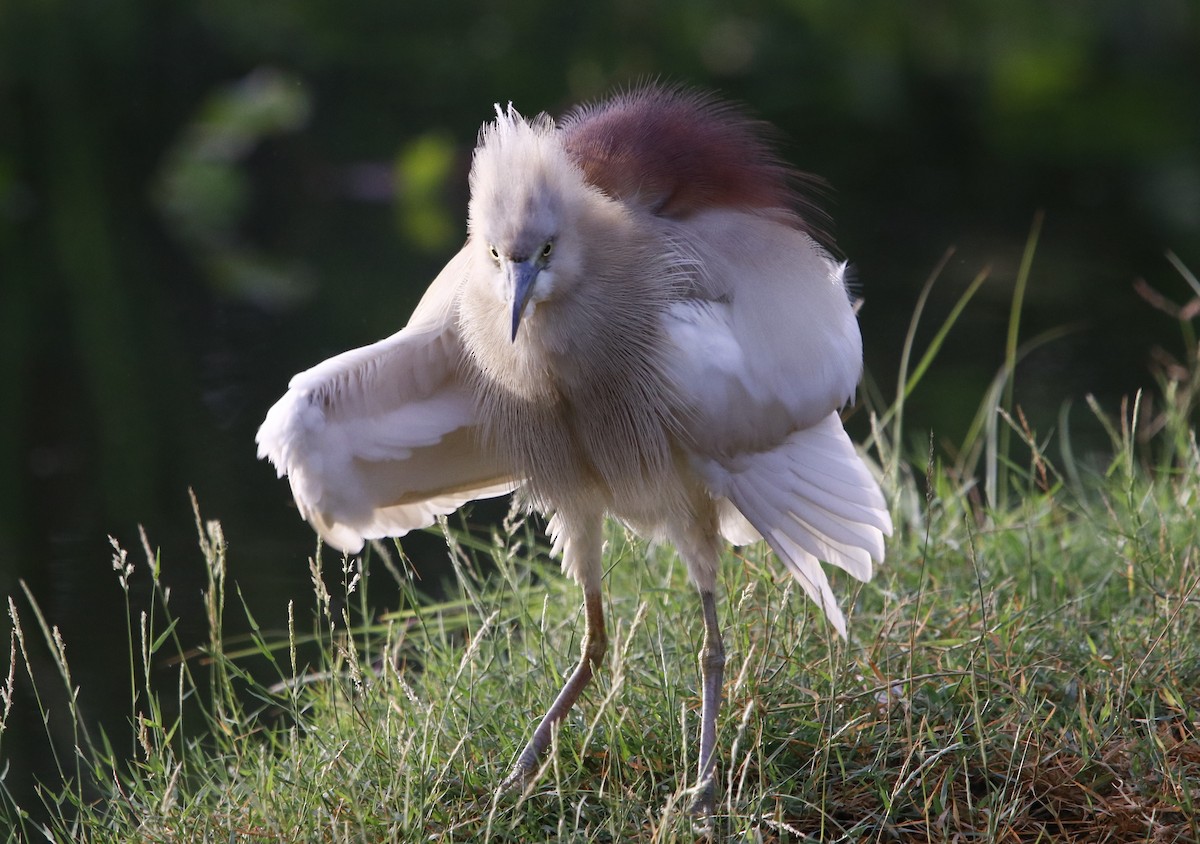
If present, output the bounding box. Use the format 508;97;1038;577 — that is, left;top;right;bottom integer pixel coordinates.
467;104;591;341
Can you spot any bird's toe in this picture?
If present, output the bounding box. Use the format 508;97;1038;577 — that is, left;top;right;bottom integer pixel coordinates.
498;761;535;797
689;778;716;818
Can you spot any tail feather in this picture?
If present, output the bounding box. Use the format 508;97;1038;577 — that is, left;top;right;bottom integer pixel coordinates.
763;528;848;638
700;411;891;637
729;475;874;581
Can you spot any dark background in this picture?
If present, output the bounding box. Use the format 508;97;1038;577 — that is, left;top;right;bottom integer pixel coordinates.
2;0;1198;815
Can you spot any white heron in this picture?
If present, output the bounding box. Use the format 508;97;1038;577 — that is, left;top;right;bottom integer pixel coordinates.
257;85;890;814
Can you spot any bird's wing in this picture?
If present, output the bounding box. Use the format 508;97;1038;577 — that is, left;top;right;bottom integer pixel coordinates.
662;212;891;636
256;245;518;553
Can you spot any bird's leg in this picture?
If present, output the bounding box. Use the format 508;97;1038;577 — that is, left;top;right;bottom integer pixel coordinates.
691;588;725;816
502;586;607;790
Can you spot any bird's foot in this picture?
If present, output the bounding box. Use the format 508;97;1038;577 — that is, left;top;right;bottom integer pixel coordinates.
689;781;718;839
498;760;535;797
689;777;716;818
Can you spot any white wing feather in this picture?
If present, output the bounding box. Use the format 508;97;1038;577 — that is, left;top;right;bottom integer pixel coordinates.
256;246;517;552
664;212;891;635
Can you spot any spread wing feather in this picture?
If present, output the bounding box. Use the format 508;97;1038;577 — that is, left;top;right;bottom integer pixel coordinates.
256;245;517;552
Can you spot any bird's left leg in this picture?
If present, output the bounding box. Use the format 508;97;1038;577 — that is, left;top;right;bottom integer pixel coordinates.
671;512;726;817
692;587;725;816
502;515;607;791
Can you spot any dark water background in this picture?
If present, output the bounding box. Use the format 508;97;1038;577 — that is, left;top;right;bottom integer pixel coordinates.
2;0;1198;815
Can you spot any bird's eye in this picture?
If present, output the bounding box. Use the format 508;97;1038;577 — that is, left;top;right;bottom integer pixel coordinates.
488;245;500;261
541;241;553;259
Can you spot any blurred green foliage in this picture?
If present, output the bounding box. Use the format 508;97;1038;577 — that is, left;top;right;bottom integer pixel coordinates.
156;67;313;304
395;132;457;252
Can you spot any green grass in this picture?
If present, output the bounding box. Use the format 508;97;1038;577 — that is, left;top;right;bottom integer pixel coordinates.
3;257;1200;842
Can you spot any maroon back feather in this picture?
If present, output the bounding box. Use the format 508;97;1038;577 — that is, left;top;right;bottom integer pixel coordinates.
561;85;824;234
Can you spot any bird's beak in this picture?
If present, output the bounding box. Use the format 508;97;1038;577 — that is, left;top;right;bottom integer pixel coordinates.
506;259;539;341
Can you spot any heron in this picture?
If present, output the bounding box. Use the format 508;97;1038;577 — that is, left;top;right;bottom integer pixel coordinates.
256;85;890;815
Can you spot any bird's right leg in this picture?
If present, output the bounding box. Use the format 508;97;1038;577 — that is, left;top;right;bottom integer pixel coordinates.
501;516;607;791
